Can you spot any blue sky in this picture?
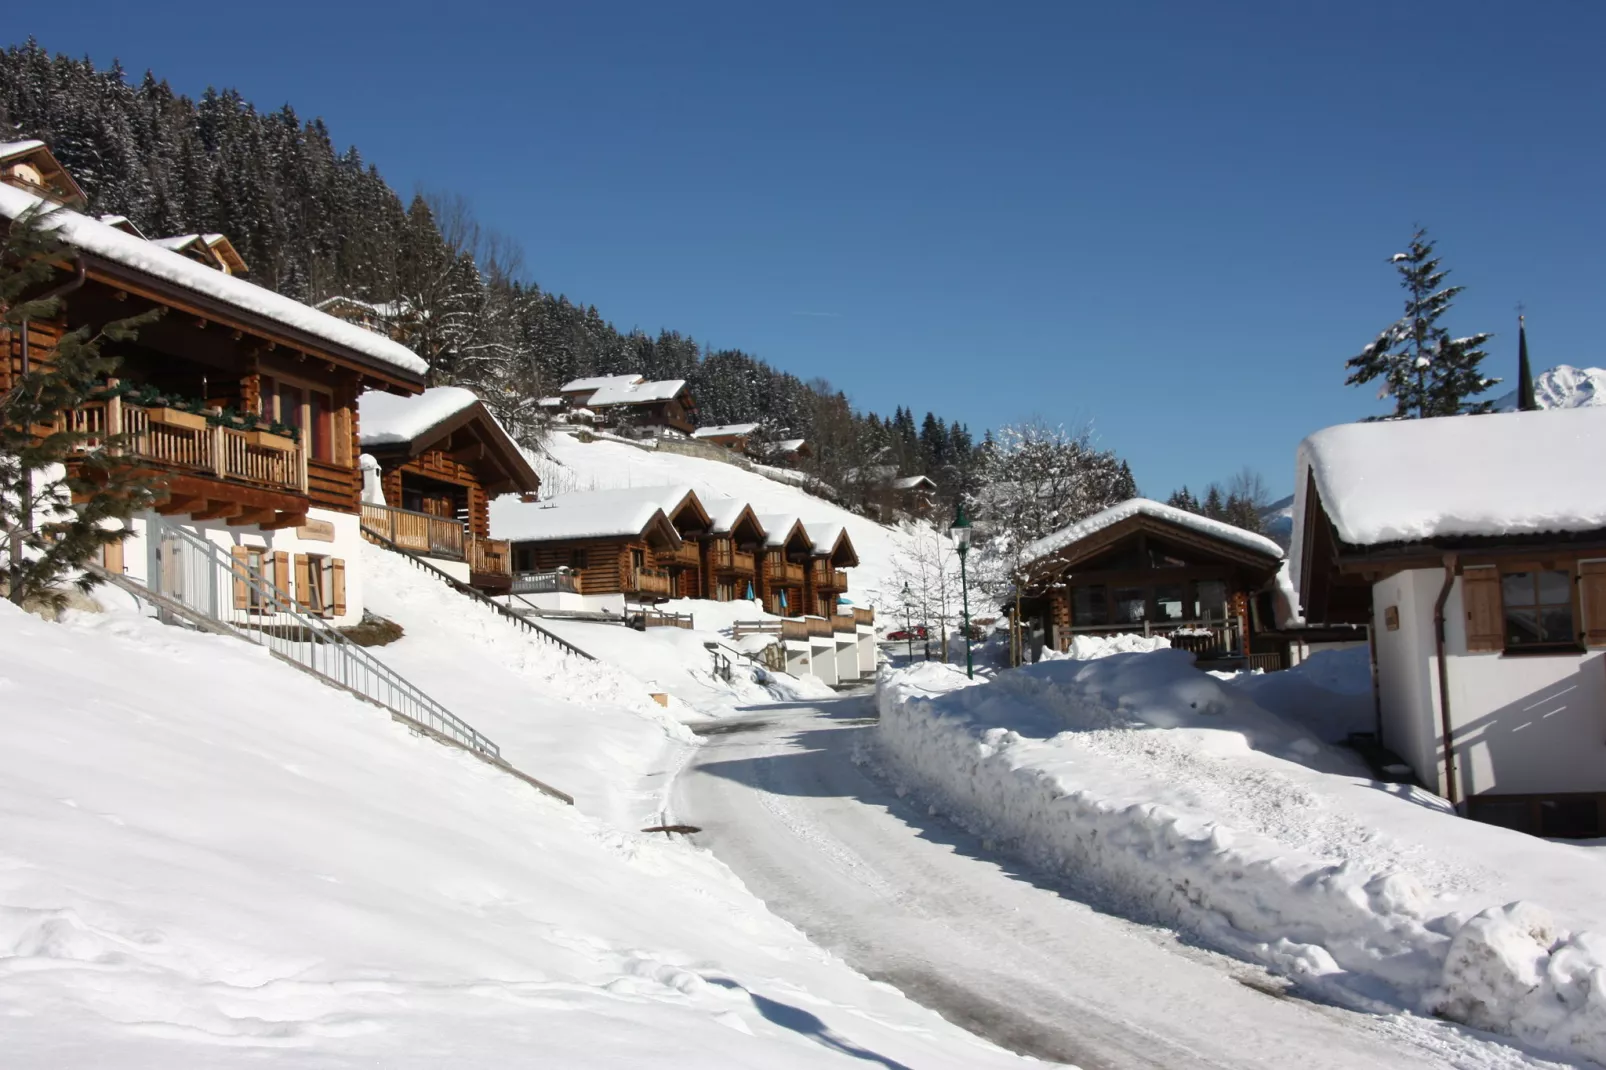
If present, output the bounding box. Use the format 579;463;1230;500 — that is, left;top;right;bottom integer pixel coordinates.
10;1;1603;498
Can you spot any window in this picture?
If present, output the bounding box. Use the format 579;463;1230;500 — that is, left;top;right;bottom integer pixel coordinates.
308;389;334;462
1113;587;1146;624
1194;580;1227;621
1502;570;1576;649
262;377;335;462
570;549;589;570
1071;586;1107;626
1155;585;1184;623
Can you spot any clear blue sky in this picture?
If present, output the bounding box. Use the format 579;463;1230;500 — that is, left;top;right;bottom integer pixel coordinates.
11;1;1603;498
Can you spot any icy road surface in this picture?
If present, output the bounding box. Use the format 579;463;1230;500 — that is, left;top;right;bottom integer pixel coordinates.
670;694;1573;1070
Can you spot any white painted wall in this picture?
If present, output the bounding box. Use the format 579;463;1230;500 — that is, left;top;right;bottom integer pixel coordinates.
1375;567;1606;799
835;638;858;682
857;629;877;677
784;640;811;678
811;638;839;686
118;507;367;626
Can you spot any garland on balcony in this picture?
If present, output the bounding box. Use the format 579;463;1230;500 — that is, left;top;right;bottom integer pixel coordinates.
89;382;300;442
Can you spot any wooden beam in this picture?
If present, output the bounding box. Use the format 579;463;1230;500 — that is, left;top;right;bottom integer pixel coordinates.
227;507;278;527
155;494;207;516
448;442;486;464
261;511;309;530
191;499;244;521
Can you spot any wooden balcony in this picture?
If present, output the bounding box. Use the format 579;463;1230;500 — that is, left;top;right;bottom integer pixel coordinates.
766;555;805;585
709;542;756;574
361;502;465;559
466;534;511;577
655;542;702;569
832;613;857;634
830;569;848;590
631;566;673;598
804;615;835;639
853;606;874;627
509;569;578;595
733;618;811;642
67;398;307;496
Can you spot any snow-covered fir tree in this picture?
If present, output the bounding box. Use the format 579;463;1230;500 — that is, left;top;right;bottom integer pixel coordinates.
1346;228;1497;418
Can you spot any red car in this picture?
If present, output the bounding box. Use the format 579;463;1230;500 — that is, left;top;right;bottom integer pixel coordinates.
885;625;929;641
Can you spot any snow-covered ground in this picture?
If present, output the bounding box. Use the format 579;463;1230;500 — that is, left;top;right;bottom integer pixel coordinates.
0;582;1041;1067
875;648;1606;1066
534;430;901;609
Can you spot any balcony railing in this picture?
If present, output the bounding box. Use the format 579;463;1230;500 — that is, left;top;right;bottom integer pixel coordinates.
832;613;857;634
804;615;835;639
656;542;701;569
466;534;510;576
1065;619;1240;656
510;569;578;595
853;606;874;627
631;566;673;597
710;543;756;573
360;502;465;559
766;555;804;584
65;398;306;494
733;618;811;643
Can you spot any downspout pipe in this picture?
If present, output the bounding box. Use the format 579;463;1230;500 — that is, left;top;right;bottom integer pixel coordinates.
19;257;87;374
1433;552;1460;810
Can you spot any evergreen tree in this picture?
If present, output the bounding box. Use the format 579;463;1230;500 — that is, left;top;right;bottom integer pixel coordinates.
1202;485;1225;520
1167;486;1201;513
1;205;158;610
1346;228;1497;418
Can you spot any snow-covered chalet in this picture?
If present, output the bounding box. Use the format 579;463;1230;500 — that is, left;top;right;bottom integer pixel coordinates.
1292;407;1606;836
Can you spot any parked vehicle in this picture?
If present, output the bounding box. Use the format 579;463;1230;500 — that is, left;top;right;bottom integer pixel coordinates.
885;625;929;641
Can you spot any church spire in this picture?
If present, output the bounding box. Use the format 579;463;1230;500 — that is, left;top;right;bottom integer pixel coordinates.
1517;312;1539;412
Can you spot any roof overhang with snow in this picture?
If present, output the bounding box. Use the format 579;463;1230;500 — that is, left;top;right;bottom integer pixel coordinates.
0;140;87;209
1290;408;1606;618
1022;498;1284;589
756;514;813;555
0;179;427;388
359;387;540;496
804;522;859;567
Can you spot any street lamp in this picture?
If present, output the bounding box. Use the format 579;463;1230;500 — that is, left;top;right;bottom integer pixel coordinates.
901;582;915;665
950;504;973;679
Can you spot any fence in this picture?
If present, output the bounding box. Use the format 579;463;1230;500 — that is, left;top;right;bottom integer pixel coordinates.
510;568;579;595
466;534;510;577
360;502;465;559
640;609;693;630
733;618;811;643
140;515;500;758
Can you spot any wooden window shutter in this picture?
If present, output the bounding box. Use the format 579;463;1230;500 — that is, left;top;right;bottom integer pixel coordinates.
1580;561;1606;647
1463;568;1503;653
230;546;251;610
272;550;291;608
331;558;347;617
294;554;312;609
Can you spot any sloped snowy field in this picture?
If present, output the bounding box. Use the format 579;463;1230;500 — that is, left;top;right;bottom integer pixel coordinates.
875;649;1606;1066
534;431;902;608
0;591;1039;1068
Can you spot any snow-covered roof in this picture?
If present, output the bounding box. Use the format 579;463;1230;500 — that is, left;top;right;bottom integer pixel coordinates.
755;513;811;549
359;386;481;446
0;186;428;378
1293;408;1606;557
537;396;565;408
0;139;44;160
774;438;807;452
892;475;937;492
701;495;764;537
586;378;689;407
691;423;759;439
560;374;643;394
1023;498;1285;567
489;487;682;543
150;234;204;252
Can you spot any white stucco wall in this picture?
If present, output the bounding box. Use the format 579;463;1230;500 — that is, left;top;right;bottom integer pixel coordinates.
811;638;839;686
1375;566;1606;800
118;507;367;626
857;630;877;677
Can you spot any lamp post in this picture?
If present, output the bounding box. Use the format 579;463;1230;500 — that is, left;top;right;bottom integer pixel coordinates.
901;582;915;665
950;504;973;679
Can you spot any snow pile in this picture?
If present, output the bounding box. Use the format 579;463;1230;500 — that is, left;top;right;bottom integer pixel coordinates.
1496;364;1606;412
1294;407;1606;564
1041;631;1171;660
1022;497;1284;566
359;386;481;446
1;592;1022;1066
1222;646;1375;743
0;183;427;376
875;651;1606;1064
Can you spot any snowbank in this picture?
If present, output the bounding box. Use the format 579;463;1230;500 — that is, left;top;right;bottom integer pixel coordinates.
1;593;1026;1067
1042;631;1170;660
875;651;1606;1064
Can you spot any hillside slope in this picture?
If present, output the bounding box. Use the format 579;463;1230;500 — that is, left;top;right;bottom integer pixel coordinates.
0;596;1034;1068
537;431;905;608
1495;364;1605;411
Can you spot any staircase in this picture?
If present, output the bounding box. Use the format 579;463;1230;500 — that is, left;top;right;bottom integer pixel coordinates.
101;516;571;804
360;524;595;661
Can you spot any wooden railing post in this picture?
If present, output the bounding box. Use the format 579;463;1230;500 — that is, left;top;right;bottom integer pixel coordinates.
210;421;226;478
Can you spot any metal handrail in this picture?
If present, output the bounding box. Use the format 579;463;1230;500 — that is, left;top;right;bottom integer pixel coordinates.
361;523;595;662
142;516;500;758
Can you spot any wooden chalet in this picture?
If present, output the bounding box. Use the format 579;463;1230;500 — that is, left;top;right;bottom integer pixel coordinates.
0;139;431;625
802;521;858;618
151;233;249;276
315;295;419;344
1018;498;1286;668
649;487;713;599
754;513;815;617
699;497;768;601
358;386;541;590
690;422;759;454
489;487;688;603
556;373;697;434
